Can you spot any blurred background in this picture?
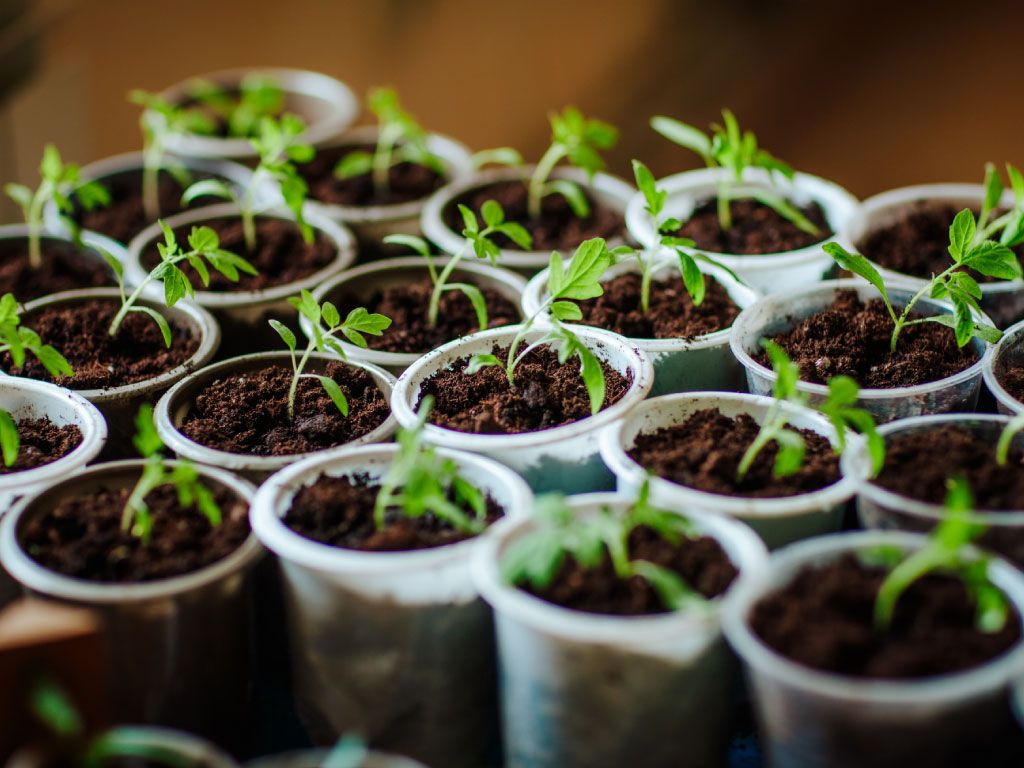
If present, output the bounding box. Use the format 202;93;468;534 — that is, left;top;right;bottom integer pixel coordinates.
1;0;1022;211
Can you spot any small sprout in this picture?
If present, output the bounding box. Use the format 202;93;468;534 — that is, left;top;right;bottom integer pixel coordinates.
187;73;285;138
336;87;444;195
372;396;488;535
470;146;524;170
0;408;18;467
0;292;74;379
651;109;818;234
121;405;221;546
271;289;391;422
872;476;1007;633
825;209;1017;351
129;89;215;221
105;222;256;346
737;340;883;480
629;159;745;311
382;200;532;330
4;145;110;269
502;479;707;612
467;237;614;414
996;411;1024;466
183;114;315;251
976;162;1024;247
527;106;619;221
30;676;82;738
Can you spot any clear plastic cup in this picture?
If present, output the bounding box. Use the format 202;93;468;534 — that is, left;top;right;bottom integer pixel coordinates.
983;317;1024;415
472;492;768;768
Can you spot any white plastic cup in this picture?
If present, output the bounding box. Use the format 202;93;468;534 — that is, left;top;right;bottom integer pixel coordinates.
843;184;1024;328
723;530;1024;768
625;167;858;294
0;224;128;297
154;351;398;482
303;256;528;377
160;68;359;161
730;278;992;423
599;392;862;549
421;166;635;275
522;254;760;396
844;413;1024;566
301;126;473;252
0;460;263;748
473;492;768;768
250;444;532;768
390;324;654;493
983;317;1024;415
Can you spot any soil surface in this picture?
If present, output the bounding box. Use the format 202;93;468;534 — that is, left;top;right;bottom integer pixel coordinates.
76;168;226;244
299;143;447;207
142;217;335;291
21;483;250;583
522;524;737;615
998;365;1024;405
420;344;631;434
857;200;1023;283
445;179;625;252
336;276;519;354
4;299;198;389
574;271;739;339
758;289;977;387
0;238;115;301
284;472;503;551
676;197;830;255
0;417;82;474
751;553;1021;678
628;408;840;498
875;425;1024;509
179;361;389;455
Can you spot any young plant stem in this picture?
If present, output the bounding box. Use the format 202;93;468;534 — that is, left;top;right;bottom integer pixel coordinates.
736;404;784;479
372;123;402;195
889;263;958;352
285;338;317;422
716;179;732;231
427;253;461;327
528;143;566;221
119;460;163;545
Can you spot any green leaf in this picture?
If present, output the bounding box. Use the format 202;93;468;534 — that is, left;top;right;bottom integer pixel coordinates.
948;209;977;263
822;242;891;311
550;300;583;321
544;179;590;218
471;147;522;169
317;375;349;416
550;238;612;300
677;251;705;306
762;338;800;401
4;183;32;209
269;319;296;351
922;313;1002;347
632;159;665;218
1008;163;1024;208
101;249;124;280
495;221;533;250
321;301;340;328
458;203;479;235
447;282;488;330
631;560;704;612
181;178;235;206
33;343;74;379
572;333;605;414
342;306;392;337
382;234;432;258
131;306;173;348
650;116;712;159
773;428;806;477
40;144;63;181
132;404;164;458
962;240;1022;280
481;199;504;227
0;409;19;467
982;163;1004;225
466;353;501;374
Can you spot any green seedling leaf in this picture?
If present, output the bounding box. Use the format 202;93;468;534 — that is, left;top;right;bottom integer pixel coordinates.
0;408;18;467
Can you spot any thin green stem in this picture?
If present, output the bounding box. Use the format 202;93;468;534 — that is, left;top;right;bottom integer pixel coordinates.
528;144;566;221
287;339;316;421
889;264;957;352
108;275;157;338
26;185;46;269
373;125;401;195
977;211;1013;243
638;253;653;313
736;409;784;480
717;179;732;230
428;252;464;327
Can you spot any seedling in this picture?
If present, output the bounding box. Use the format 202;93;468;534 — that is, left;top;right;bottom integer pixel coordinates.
467;237;616;414
737;340;884;480
182;113;315;251
872;476;1007;633
382;199;532;330
335;87;445;195
471;146;523;170
187;73;285;138
0;408;17;467
270;289;391;421
121;404;221;546
372;396;488;535
502;480;708;612
650;109;818;234
4;145;110;268
975;163;1024;247
996;411;1024;466
825;210;1016;350
129;89;215;221
0;292;74;379
629;159;744;309
522;106;618;221
104;222;256;346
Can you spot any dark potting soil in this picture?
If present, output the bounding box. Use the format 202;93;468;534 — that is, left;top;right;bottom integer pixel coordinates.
21;483;250;583
445;179;626;252
179;362;389;455
0;417;82;474
4;299;198;389
143;217;335;291
998;365;1024;405
0;238;114;301
284;473;503;551
627;408;840;498
574;271;740;339
676;197;831;255
419;344;631;434
76;169;225;244
857;200;1023;283
299;144;447;207
751;553;1021;679
758;290;977;388
874;425;1024;509
522;524;737;615
336;276;520;354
